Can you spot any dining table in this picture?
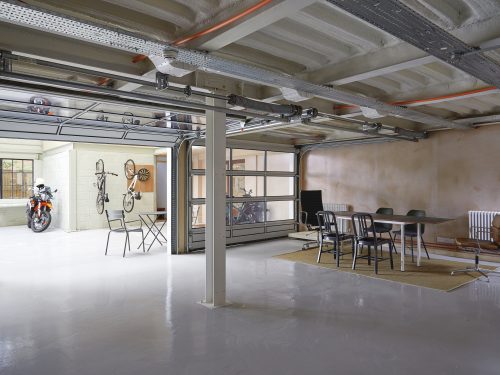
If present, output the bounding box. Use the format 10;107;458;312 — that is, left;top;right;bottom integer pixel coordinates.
334;211;452;271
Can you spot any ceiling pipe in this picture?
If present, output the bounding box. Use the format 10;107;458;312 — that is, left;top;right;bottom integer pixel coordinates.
336;86;499;111
132;0;273;63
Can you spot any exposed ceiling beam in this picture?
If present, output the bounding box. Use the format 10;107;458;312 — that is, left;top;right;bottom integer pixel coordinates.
455;114;500;126
326;0;500;88
187;0;317;51
0;1;469;130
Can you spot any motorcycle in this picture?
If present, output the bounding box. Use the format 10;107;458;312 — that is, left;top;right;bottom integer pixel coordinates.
26;185;57;232
232;188;266;225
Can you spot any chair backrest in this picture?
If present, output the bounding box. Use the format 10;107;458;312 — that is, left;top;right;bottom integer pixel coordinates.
351;213;377;242
105;209;125;229
316;211;339;237
406;209;426;233
300;190;323;227
492;214;500;246
375;207;393;231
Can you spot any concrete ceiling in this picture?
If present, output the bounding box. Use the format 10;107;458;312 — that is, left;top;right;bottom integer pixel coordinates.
0;0;499;146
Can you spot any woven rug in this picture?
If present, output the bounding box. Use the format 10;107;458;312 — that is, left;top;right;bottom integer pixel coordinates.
275;247;497;291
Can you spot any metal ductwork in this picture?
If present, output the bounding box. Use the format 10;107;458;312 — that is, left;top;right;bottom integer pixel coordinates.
0;1;470;130
227;94;302;117
326;0;500;89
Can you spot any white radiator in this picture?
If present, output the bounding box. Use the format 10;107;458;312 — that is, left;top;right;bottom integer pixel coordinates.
324;203;350;233
469;210;500;240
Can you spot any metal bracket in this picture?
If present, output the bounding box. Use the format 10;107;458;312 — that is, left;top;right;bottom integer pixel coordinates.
156;72;169;90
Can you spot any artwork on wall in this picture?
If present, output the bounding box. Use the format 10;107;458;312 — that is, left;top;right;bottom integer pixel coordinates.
125;164;155;193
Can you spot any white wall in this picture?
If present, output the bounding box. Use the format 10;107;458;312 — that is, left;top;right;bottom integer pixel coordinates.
75;143;156;230
42;143;73;231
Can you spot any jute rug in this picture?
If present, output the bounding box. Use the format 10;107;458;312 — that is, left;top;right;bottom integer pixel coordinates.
275;247;497;291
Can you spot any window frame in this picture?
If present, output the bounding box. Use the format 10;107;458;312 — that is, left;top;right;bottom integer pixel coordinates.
0;158;34;199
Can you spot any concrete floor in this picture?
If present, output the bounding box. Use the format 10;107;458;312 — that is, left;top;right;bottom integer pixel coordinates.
1;226;500;375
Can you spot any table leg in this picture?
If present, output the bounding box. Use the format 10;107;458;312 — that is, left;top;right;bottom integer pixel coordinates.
137;214;152;249
401;223;405;272
417;223;422;267
145;215;168;251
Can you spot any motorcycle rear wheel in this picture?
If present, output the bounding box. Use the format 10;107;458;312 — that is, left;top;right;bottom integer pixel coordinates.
31;211;52;233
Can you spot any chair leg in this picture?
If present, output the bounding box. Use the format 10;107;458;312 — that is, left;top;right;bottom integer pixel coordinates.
317;237;323;263
105;231;111;255
367;246;371;265
388;232;397;254
123;234;128;258
389;241;394;270
142;230;146;253
127;233;131;252
336;240;340;268
374;245;378;274
422;236;430;259
352;243;358;270
410;236;414;262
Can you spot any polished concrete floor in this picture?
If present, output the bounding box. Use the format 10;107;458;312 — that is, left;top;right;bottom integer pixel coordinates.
1;226;500;375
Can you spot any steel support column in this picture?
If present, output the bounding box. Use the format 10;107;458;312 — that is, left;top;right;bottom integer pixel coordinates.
204;97;227;307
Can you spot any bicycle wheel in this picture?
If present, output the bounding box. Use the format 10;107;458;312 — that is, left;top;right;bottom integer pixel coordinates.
123;193;135;213
96;193;105;214
96;159;104;174
124;159;135;180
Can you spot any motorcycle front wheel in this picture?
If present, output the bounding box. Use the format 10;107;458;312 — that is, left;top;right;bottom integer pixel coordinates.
31;211;52;233
123;194;135;213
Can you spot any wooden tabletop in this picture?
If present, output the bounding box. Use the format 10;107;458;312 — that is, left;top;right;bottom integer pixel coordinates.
333;211;452;225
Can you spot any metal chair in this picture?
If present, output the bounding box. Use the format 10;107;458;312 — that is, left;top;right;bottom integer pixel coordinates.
316;211;354;266
105;209;145;257
352;213;394;274
392;209;430;262
371;207;397;254
452;214;500;279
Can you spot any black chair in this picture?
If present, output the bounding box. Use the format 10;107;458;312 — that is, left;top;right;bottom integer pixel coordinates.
392;209;430;262
372;207;397;254
316;211;354;266
105;210;145;257
299;190;324;250
352;213;394;274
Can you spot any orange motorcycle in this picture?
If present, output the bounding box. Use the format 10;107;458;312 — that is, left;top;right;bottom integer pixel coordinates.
26;185;57;232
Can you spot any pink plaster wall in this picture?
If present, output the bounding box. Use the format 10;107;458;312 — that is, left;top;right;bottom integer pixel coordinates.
302;125;500;242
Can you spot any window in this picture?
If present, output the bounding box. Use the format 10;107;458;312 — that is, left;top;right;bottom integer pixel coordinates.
191;146;230;170
231;149;265;171
266;177;294;196
1;159;34;199
267;151;295;172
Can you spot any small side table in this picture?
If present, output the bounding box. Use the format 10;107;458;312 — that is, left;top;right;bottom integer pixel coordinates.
138;211;168;251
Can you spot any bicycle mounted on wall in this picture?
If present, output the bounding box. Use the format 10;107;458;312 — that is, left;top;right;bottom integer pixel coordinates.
95;159;117;214
123;159;149;213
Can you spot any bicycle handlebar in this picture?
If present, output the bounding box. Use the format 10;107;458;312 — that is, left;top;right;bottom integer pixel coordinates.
95;172;118;176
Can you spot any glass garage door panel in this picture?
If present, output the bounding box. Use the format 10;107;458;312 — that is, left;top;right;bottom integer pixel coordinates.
232;176;264;197
267;201;294;221
266;176;294;196
192;175;229;199
267;151;295;172
231;202;265;225
232;149;264;171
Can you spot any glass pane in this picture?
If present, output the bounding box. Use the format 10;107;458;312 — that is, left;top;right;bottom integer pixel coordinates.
232;176;264;197
192;175;229;198
2;159;12;171
267;201;295;221
191;146;205;170
267;177;294;196
23;160;33;172
23;173;33;188
232;202;265;225
267;151;295;172
2;173;12;198
13;160;22;172
191;146;230;170
232;149;264;171
192;204;206;228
